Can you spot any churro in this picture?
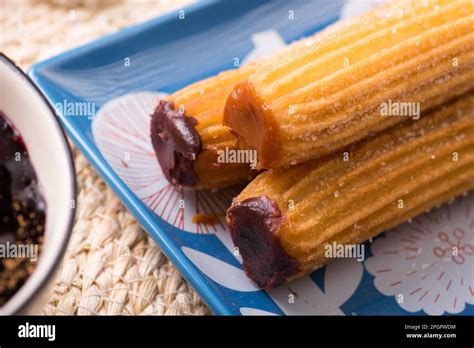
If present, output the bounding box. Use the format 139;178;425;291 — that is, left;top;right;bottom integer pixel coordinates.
227;92;474;290
150;65;257;189
224;0;474;168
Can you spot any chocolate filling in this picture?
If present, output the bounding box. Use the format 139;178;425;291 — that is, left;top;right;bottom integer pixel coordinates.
150;100;201;186
227;196;300;291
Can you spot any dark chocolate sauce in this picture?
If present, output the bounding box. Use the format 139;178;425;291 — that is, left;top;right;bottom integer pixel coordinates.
150;100;201;187
227;196;300;291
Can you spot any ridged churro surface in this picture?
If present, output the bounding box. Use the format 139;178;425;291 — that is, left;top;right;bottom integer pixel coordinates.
224;0;474;168
229;91;474;289
151;65;257;189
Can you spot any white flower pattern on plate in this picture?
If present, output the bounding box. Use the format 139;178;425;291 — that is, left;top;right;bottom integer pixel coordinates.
365;193;474;315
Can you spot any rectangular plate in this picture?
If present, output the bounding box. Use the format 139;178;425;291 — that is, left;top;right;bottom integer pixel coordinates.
29;0;474;315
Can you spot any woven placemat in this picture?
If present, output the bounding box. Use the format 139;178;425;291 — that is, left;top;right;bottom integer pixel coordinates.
1;0;210;315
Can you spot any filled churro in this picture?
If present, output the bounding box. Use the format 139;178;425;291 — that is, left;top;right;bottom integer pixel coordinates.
224;0;474;168
227;92;474;290
150;65;257;189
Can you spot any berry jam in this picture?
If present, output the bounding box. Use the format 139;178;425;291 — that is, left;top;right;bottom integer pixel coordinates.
0;111;45;305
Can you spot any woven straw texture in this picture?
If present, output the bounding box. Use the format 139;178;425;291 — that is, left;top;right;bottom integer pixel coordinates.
1;0;211;315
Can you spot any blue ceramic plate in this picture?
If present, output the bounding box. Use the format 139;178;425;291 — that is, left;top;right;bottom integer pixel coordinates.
29;0;474;315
